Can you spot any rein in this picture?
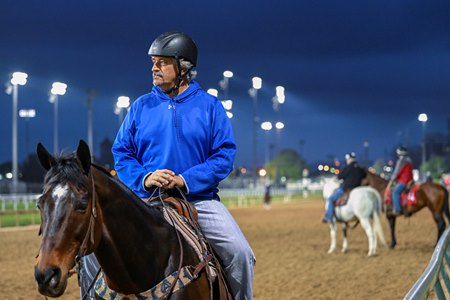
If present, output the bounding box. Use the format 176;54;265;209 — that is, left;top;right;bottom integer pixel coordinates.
146;186;216;299
154;187;186;299
77;173;98;259
174;187;215;299
76;172;102;300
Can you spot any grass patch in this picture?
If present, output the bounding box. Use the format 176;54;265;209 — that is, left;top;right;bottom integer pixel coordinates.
0;191;323;228
0;211;40;227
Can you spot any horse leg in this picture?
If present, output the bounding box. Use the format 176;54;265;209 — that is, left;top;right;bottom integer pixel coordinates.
434;212;446;245
387;216;397;249
327;222;337;254
341;222;348;253
360;218;376;256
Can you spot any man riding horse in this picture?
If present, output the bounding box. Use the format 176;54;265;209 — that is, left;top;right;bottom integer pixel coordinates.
322;152;367;223
387;146;413;216
110;31;255;300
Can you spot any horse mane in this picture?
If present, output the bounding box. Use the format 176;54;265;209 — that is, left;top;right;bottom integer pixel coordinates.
91;163;143;203
43;153;88;193
43;152;143;204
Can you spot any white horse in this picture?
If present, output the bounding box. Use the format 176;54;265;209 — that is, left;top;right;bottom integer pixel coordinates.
323;178;387;256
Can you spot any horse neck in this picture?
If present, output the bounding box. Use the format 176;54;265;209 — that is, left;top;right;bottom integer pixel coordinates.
369;173;387;194
91;168;175;292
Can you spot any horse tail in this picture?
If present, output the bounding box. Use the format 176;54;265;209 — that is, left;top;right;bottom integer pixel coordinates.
372;188;388;247
373;209;387;247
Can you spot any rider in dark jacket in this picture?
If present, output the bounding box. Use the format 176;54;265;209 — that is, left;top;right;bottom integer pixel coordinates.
322;152;367;223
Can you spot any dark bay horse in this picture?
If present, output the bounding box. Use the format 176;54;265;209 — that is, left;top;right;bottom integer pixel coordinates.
364;170;450;249
34;140;231;299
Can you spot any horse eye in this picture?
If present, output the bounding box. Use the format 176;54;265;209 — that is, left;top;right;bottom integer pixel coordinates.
73;199;88;212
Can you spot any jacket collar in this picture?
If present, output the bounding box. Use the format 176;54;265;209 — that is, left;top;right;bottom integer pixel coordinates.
153;80;200;103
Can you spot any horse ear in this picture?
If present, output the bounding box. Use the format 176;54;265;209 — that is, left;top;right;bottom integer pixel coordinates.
76;140;91;175
36;143;56;171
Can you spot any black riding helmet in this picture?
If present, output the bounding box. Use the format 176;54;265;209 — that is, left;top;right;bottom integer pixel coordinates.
148;32;198;94
148;31;198;66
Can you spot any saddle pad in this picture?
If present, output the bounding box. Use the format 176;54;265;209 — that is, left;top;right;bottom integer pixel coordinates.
162;207;217;278
94;266;195;300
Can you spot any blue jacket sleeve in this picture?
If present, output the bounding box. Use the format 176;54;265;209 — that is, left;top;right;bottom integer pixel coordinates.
181;101;236;194
112;104;151;198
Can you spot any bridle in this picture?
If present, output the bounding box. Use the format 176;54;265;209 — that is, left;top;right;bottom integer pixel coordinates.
75;170;101;300
77;172;99;259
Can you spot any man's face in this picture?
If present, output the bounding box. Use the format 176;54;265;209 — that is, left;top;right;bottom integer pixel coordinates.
151;56;178;90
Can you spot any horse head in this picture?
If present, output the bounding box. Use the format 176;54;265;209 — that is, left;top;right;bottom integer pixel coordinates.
34;140;100;297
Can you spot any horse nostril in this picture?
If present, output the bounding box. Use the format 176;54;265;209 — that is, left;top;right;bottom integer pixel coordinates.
34;267;45;285
34;266;61;288
48;267;61;289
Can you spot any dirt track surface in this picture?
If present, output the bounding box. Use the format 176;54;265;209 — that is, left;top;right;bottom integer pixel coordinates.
0;199;438;299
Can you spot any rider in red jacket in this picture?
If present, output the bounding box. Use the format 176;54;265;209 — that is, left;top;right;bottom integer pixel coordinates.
388;146;413;215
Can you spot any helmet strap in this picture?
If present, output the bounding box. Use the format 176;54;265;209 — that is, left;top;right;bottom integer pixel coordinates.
163;57;190;96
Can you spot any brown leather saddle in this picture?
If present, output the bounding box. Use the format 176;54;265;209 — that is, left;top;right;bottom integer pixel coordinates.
335;189;351;206
148;193;199;226
146;192;233;300
149;194;198;225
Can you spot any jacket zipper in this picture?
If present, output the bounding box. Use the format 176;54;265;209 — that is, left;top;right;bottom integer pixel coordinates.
171;98;177;128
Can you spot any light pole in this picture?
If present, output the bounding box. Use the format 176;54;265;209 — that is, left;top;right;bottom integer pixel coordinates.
115;96;130;126
275;121;285;183
49;82;67;154
207;88;218;97
86;89;96;157
6;72;28;194
418;113;428;178
249;77;262;180
219;70;233;98
261;121;273;166
18;109;36;160
222;99;233;119
209;86;233;119
273;86;285;183
363;140;369;166
220;70;233;118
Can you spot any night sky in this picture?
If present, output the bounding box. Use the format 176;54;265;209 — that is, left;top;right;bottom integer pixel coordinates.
1;0;449;170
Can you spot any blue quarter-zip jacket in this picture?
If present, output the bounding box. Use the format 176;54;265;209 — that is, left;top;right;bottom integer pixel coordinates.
112;81;236;201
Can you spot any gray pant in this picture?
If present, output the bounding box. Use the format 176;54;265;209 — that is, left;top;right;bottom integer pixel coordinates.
193;199;255;300
78;254;100;299
79;199;255;300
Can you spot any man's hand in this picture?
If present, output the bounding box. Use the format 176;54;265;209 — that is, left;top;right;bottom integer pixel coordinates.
144;169;175;188
163;175;185;190
144;169;186;190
